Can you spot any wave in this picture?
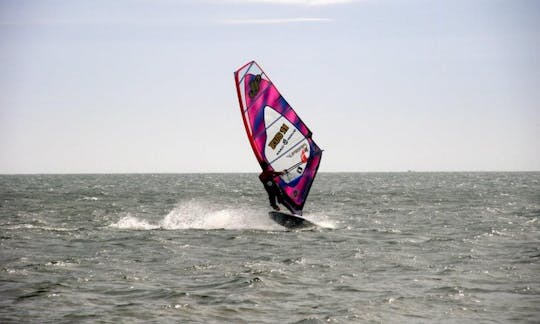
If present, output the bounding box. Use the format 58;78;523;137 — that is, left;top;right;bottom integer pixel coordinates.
300;212;337;229
3;224;78;232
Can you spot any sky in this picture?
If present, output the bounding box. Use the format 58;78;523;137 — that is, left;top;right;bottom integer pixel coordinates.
0;0;539;173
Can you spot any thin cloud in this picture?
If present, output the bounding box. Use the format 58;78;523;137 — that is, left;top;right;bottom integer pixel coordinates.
219;17;333;24
225;0;357;5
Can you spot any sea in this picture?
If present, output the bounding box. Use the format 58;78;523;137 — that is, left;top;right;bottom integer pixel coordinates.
0;172;539;323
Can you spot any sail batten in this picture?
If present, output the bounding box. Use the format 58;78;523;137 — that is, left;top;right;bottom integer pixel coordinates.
234;61;322;215
252;114;283;141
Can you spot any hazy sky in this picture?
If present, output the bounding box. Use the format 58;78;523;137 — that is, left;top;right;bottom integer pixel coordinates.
1;0;539;173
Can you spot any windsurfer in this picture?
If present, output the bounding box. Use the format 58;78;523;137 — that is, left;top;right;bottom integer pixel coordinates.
259;166;285;211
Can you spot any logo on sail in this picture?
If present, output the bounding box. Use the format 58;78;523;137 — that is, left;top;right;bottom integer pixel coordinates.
286;143;308;159
301;149;308;163
268;123;289;150
248;74;262;98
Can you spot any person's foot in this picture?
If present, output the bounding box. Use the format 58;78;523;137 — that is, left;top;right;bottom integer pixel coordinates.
272;205;280;211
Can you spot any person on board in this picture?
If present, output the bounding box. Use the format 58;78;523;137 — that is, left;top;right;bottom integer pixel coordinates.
259;165;285;211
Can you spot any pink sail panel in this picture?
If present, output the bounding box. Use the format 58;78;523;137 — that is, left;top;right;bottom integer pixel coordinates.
234;61;322;215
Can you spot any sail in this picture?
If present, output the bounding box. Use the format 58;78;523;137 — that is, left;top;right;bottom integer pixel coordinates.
234;61;322;215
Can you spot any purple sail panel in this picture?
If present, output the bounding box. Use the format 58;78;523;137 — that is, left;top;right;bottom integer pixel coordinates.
277;143;322;215
234;61;322;215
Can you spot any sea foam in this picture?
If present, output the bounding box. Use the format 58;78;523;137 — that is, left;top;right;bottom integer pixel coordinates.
109;200;279;231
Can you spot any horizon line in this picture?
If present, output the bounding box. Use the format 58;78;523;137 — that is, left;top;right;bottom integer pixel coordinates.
1;170;539;176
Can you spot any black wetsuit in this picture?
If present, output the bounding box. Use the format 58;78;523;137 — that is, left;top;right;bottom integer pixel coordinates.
259;170;284;210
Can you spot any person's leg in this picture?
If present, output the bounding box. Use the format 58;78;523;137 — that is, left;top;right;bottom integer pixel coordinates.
264;185;279;210
272;188;283;210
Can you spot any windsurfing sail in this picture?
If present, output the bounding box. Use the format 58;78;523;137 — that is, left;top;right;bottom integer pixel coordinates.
234;61;323;216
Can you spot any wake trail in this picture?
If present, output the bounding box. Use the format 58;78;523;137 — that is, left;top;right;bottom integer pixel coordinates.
109;200;280;231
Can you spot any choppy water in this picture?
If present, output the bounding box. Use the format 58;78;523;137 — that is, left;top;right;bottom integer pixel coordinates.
1;173;539;323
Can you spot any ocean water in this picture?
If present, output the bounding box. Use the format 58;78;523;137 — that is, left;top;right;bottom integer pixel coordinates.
0;173;539;323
